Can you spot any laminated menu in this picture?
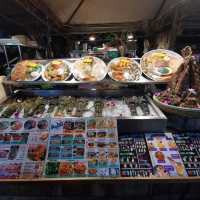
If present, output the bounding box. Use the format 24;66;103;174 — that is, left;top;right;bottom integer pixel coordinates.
0;131;48;179
119;135;152;177
0;132;29;179
21;131;48;178
0;162;22;179
45;118;87;177
145;133;187;177
86;118;120;177
46;118;120;177
0;118;49;133
173;133;200;176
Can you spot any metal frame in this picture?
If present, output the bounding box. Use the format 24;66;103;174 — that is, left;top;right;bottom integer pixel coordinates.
0;39;41;69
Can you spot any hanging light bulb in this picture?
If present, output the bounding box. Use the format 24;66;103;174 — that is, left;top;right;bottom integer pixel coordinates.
127;32;134;40
89;35;96;41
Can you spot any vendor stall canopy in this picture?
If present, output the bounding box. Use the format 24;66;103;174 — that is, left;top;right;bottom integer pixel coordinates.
45;0;184;33
45;0;174;24
0;0;194;35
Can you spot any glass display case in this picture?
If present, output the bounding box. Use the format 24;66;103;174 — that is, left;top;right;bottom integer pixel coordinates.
0;57;199;182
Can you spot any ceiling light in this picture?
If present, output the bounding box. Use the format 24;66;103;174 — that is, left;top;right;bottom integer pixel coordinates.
89;35;96;41
127;32;134;40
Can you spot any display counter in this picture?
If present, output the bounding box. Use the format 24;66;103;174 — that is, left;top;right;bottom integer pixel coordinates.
0;58;199;184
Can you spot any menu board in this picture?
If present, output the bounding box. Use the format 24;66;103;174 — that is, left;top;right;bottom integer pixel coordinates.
145;133;187;177
45;118;120;178
119;135;152;177
86;118;120;177
173;133;200;176
2;116;199;180
45;118;87;177
0;131;48;179
0;117;120;179
0;118;49;179
0;118;49;132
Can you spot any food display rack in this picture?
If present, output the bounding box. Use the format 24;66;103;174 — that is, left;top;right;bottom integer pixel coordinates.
2;58;167;133
3;75;168;86
4;57;200;183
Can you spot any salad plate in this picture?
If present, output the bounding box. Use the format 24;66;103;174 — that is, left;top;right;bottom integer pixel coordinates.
42;60;71;81
73;56;107;82
141;49;184;81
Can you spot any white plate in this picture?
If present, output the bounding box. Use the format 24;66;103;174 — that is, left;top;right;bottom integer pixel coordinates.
42;60;72;81
108;57;142;82
72;56;108;82
141;49;184;81
11;61;43;81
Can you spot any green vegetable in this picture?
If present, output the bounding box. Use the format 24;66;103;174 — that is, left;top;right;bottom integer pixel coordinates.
158;67;170;75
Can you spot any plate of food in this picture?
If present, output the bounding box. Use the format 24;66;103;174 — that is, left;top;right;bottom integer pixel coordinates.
108;57;142;82
73;56;108;81
153;94;200;117
141;49;184;81
11;60;43;81
42;60;71;81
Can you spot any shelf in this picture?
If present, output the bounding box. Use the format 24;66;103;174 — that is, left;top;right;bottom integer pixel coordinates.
3;76;168;87
0;39;40;49
0;95;167;132
1;176;200;183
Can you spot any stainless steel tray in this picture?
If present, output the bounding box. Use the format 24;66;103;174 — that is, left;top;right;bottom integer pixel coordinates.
117;97;167;134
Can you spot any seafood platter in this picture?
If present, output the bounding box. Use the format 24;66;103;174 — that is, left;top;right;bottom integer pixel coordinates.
152;47;200;117
0;96;162;119
141;49;184;81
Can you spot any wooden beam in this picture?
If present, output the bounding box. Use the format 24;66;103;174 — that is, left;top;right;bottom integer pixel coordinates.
64;22;144;34
28;0;63;31
0;14;27;29
15;0;64;36
153;0;166;20
169;8;180;48
66;0;85;24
